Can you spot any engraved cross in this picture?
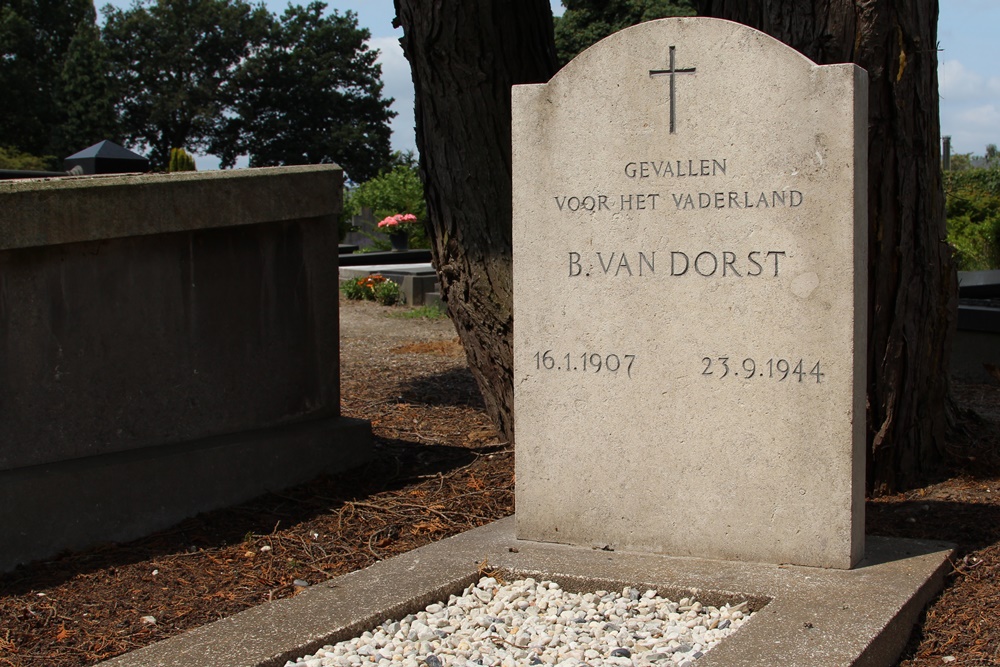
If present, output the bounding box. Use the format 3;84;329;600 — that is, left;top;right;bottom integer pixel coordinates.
649;46;696;134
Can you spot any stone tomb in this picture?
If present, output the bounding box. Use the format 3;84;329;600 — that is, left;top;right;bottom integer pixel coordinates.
513;17;868;569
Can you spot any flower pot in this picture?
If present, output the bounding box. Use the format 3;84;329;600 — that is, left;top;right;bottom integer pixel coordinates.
389;230;409;252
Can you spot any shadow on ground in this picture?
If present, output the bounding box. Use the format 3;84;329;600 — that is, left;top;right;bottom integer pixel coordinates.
867;499;1000;554
0;437;485;596
397;367;485;408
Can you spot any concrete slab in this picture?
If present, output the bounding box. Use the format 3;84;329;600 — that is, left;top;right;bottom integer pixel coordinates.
339;263;436;280
339;250;432;266
97;518;953;667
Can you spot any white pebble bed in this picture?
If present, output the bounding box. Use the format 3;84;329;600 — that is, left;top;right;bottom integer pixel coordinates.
286;577;753;667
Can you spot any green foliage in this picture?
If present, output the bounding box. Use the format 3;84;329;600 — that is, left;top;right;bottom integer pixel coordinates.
102;0;273;169
53;7;117;157
371;279;401;306
949;153;973;172
390;304;448;320
944;167;1000;270
0;0;97;156
168;147;197;172
213;2;394;182
341;274;401;306
553;0;696;66
340;277;368;300
345;164;426;221
388;150;418;171
345;164;429;248
0;146;55;170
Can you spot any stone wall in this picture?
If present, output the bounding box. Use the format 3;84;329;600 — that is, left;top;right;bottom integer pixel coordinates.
0;166;371;572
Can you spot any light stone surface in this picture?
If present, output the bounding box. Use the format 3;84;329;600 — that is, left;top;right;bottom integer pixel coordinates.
512;18;868;569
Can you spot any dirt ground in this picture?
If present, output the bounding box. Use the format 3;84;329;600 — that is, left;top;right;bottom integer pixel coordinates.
0;295;999;667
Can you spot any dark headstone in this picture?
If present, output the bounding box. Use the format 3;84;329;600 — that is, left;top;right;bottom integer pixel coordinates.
958;270;1000;299
63;140;150;175
339;249;431;265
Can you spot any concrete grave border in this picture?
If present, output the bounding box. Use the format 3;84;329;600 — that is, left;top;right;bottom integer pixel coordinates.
0;165;373;571
99;518;952;667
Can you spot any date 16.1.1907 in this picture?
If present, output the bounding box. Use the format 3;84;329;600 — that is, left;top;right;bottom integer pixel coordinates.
702;356;824;383
533;351;636;378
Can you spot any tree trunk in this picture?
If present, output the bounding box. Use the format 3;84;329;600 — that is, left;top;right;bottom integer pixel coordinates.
696;0;958;494
392;1;558;445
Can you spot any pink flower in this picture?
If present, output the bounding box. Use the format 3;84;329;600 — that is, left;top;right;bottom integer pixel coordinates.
377;213;418;228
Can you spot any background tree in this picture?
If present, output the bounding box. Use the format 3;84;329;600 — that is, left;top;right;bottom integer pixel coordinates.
393;0;558;445
344;162;428;248
554;0;694;65
0;146;52;170
102;0;272;169
945;164;1000;271
345;164;425;222
949;153;973;172
215;2;394;182
53;2;118;157
0;0;95;160
167;146;198;172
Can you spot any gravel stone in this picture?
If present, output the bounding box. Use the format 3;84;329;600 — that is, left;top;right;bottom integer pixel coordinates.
285;577;753;667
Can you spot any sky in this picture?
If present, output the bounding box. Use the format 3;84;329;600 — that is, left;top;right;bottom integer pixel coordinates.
99;0;999;166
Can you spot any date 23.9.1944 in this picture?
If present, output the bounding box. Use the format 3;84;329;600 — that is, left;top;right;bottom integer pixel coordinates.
702;356;824;383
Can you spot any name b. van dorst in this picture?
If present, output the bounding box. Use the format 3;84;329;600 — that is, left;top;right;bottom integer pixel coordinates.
568;249;786;278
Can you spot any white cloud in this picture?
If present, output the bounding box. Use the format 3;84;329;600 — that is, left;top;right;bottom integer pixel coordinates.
941;104;1000;155
939;59;1000;102
939;59;985;100
939;59;1000;154
957;104;1000;129
370;36;417;155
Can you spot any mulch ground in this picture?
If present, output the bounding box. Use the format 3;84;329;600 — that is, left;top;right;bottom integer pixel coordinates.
1;296;999;667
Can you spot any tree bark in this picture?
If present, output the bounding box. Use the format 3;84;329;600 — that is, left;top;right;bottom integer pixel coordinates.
696;0;958;494
392;0;558;445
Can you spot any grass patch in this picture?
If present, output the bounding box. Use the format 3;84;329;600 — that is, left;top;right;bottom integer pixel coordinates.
390;304;449;320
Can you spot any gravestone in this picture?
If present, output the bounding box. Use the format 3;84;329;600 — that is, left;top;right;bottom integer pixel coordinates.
513;18;868;569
